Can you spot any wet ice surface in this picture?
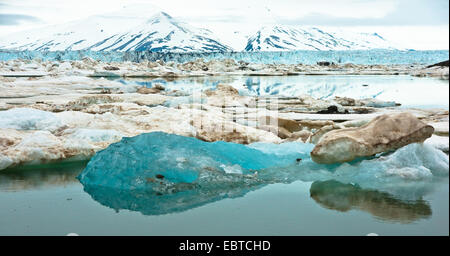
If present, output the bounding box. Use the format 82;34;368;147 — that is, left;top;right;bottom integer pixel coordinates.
79;132;448;202
116;75;449;109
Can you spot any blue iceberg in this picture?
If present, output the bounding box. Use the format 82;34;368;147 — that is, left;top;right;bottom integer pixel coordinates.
78;132;314;191
78;132;448;216
79;132;448;195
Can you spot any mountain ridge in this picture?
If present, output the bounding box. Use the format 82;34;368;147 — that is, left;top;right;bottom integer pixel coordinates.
0;10;402;52
245;25;400;51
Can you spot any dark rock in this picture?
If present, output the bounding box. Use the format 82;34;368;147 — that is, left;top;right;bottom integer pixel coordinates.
317;61;335;66
104;66;120;71
426;60;449;68
238;60;249;66
316;105;348;114
353;108;372;114
153;84;165;91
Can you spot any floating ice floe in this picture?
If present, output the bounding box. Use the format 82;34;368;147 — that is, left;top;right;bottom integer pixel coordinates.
311;113;435;164
0;155;13;170
425;135;449;153
78;132;448;200
78;132;312;190
66;128;124;143
0;108;65;132
78;132;448;216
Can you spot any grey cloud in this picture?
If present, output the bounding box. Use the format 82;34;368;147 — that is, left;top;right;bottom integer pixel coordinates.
0;13;40;25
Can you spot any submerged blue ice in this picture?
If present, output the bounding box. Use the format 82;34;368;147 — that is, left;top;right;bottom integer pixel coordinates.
78;132;448;216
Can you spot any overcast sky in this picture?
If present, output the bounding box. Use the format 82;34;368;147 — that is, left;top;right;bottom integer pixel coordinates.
0;0;448;49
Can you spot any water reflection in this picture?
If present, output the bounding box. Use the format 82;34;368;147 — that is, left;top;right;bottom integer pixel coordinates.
310;180;432;223
0;161;87;191
82;178;434;222
0;160;436;222
115;75;449;109
82;184;263;216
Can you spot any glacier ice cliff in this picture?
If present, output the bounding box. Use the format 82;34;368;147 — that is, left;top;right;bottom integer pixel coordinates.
1;50;448;65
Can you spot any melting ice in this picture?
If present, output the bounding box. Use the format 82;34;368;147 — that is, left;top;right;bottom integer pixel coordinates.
79;132;448;204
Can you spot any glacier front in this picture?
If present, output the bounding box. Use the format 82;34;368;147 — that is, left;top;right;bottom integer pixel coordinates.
1;49;448;65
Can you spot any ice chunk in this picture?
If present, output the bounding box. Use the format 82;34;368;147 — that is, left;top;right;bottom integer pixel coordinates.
0;155;13;170
300;143;448;200
248;141;314;157
16;130;61;148
78;132;448;215
67;128;123;143
361;98;398;108
163;95;206;108
79;132;448;196
425;135;449;153
78;132;308;190
0;108;64;132
10;131;66;165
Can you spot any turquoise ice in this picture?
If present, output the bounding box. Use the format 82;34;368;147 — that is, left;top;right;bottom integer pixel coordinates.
78;132;448;216
78;132;314;191
79;132;448;199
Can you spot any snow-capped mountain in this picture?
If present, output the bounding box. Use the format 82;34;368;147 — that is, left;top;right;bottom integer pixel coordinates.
0;8;232;52
0;4;158;51
245;26;400;51
0;4;401;53
88;12;232;52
